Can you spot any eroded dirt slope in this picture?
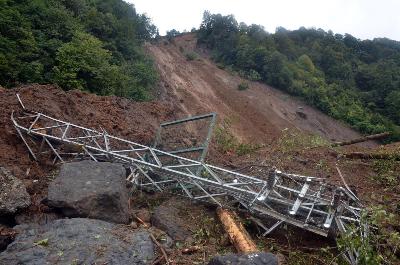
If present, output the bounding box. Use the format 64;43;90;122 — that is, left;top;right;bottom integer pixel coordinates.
147;34;375;147
0;85;175;201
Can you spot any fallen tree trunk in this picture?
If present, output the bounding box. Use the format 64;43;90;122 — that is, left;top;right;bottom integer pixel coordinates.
343;152;400;160
332;132;390;147
216;208;258;253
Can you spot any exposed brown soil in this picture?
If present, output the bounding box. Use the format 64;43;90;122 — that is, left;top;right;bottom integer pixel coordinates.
0;84;176;208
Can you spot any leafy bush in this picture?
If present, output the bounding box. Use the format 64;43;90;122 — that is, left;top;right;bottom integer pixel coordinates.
247;69;262;81
185;51;198;61
166;29;180;41
237;81;249;90
216;63;225;69
239;69;261;81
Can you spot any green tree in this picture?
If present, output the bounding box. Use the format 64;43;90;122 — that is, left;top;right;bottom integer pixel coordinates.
52;31;115;93
385;90;400;124
298;54;315;72
0;0;158;100
166;29;180;40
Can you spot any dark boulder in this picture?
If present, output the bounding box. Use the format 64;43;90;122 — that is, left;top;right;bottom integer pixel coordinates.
208;252;278;265
151;198;191;241
46;161;130;224
296;111;307;119
0;167;30;216
0;218;155;264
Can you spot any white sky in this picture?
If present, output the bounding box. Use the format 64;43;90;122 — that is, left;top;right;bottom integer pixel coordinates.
127;0;400;41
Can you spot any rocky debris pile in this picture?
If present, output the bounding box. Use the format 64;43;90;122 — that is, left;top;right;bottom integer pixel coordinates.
151;198;192;241
0;218;155;265
45;161;130;224
0;158;278;264
0;167;30;216
208;252;278;265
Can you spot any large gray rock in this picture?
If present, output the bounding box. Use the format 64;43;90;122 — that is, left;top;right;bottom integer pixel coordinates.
208;252;278;265
0;218;155;264
46;161;129;224
0;167;30;215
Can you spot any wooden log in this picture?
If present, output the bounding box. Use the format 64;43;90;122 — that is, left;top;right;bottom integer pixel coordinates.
343;152;400;160
216;208;258;253
332;132;390;147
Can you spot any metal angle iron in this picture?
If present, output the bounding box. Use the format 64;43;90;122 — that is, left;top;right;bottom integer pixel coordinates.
11;94;367;264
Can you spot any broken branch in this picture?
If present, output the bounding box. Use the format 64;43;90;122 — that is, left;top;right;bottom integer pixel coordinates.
150;233;169;265
134;215;149;228
335;165;359;201
343;152;400;161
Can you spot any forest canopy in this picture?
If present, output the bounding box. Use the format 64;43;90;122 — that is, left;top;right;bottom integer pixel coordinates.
198;11;400;140
0;0;158;100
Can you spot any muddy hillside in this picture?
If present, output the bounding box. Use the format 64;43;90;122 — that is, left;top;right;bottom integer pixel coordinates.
147;33;376;147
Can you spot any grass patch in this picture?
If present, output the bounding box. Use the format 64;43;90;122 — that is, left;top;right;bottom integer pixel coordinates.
214;119;260;156
277;129;329;153
185;51;198;61
285;249;338;265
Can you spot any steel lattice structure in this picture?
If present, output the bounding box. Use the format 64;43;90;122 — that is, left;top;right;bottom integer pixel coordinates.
12;94;365;264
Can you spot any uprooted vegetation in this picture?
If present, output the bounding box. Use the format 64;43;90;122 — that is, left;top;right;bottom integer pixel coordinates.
337;206;400;265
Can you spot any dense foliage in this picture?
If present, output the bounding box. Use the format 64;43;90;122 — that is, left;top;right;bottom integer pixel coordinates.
0;0;158;100
198;11;400;140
